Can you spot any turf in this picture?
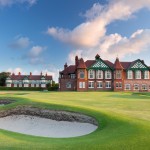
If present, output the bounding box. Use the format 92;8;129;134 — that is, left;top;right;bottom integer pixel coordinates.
0;91;150;150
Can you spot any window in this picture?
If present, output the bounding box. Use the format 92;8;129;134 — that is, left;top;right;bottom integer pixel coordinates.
14;84;17;87
79;82;85;88
125;84;131;90
105;81;111;88
79;71;84;79
96;70;103;79
134;84;139;90
88;70;95;79
135;70;141;79
142;84;147;90
88;81;94;88
41;84;46;88
31;84;34;87
127;70;133;79
66;82;71;88
7;84;11;87
105;71;111;79
144;71;149;79
70;74;75;79
116;71;121;79
19;84;22;87
116;82;122;88
97;81;103;88
36;84;39;87
24;84;29;87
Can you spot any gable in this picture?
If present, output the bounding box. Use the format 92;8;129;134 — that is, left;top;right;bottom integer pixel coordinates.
130;60;149;70
87;59;112;70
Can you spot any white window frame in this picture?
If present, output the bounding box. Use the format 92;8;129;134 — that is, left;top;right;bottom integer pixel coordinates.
135;70;141;79
31;84;35;87
105;71;111;79
134;84;139;90
116;71;122;79
127;70;133;79
88;70;95;79
41;84;46;88
19;84;22;87
88;81;94;88
79;82;85;88
116;82;122;88
24;84;29;87
79;71;84;79
7;84;11;87
144;71;149;79
96;70;103;79
141;84;147;90
105;81;111;88
125;84;131;90
14;84;17;87
97;81;103;88
36;84;39;87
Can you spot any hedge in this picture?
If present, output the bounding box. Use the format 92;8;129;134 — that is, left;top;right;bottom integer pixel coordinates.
0;86;59;91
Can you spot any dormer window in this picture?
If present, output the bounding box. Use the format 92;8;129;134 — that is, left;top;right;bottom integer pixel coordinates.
135;70;141;79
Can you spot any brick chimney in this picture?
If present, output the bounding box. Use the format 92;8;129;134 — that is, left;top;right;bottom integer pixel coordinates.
64;63;68;69
46;72;47;77
41;72;42;76
75;55;78;67
30;72;32;76
18;72;21;76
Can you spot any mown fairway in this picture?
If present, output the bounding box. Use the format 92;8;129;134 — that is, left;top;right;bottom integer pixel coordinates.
0;91;150;150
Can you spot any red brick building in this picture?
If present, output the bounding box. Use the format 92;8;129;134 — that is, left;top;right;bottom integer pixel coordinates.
6;72;53;88
59;54;150;92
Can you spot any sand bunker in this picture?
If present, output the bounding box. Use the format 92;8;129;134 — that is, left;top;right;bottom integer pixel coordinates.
0;115;97;138
0;106;98;138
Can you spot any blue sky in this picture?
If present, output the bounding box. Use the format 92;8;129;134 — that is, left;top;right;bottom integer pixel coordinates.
0;0;150;81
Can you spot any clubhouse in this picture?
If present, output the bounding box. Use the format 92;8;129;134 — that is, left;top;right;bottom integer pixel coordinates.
59;54;150;92
6;72;52;88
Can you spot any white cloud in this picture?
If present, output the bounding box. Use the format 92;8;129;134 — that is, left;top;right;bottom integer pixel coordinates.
68;29;150;63
47;0;150;48
46;0;150;64
0;0;37;7
9;36;31;49
26;46;46;65
29;46;46;57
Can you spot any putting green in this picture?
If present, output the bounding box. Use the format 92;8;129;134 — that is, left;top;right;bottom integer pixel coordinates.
0;91;150;150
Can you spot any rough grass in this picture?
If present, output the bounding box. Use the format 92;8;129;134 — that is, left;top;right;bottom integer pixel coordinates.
0;91;150;150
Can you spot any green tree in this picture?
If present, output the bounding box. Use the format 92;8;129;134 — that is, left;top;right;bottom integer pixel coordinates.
0;72;11;86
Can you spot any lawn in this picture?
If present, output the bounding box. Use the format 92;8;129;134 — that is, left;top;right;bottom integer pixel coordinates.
0;91;150;150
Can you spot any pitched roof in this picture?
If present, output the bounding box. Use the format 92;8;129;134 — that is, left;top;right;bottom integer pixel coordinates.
61;65;76;74
10;75;52;80
114;58;124;69
120;62;132;70
77;58;86;69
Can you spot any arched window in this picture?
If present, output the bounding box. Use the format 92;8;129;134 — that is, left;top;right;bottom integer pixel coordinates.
88;70;95;79
96;70;103;79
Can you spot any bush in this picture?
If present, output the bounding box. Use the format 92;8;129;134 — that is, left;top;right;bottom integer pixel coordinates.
0;86;59;91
